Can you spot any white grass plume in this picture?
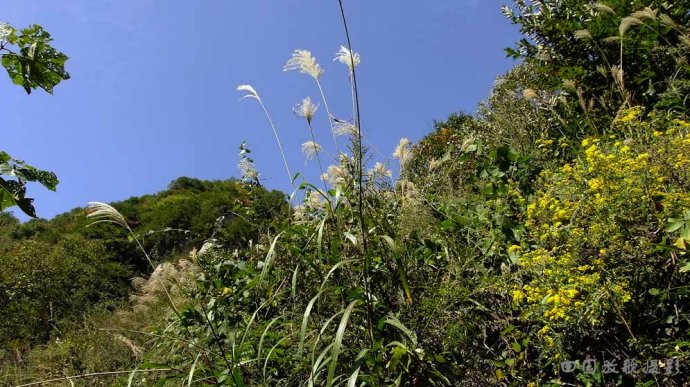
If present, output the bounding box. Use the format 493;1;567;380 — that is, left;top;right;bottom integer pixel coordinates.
294;96;319;124
592;2;615;15
620;16;643;36
574;29;593;41
369;162;392;178
284;50;323;79
334;45;360;71
393;138;413;166
86;202;129;229
301;140;322;159
237;84;261;102
333;120;359;137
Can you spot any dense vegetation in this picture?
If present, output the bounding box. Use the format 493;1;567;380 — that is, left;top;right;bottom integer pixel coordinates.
4;0;690;385
0;178;286;384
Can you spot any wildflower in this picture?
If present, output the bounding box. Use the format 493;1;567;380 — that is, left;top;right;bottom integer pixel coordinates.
284;49;323;79
294;96;319;124
301;140;322;160
334;45;360;72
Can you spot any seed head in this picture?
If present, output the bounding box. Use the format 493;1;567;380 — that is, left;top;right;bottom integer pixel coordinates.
284;50;323;79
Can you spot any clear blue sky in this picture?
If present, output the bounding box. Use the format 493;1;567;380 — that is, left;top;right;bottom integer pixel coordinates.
2;1;519;220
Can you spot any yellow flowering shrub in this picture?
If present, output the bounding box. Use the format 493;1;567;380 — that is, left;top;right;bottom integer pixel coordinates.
513;109;690;355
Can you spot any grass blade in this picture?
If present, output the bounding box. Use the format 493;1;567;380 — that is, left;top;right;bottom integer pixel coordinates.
187;352;201;387
326;300;360;387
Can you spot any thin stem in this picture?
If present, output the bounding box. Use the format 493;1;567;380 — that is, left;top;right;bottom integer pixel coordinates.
258;99;299;205
315;79;340;154
337;0;374;350
199;300;243;386
307;121;330;194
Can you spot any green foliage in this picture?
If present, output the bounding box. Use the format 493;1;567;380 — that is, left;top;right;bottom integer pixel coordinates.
0;151;59;217
1;21;69;217
503;0;690;136
0;236;130;347
0;23;70;94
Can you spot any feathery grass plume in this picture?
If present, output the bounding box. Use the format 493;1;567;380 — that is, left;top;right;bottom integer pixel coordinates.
429;158;443;171
284;49;324;79
680;35;690;48
592;2;615;15
562;79;577;91
237;83;296;202
86;201;128;228
522;88;538;100
369;161;392;178
307;190;323;208
631;7;656;22
86;201;181;316
285;49;340;153
659;14;680;29
620;16;643;36
326;165;348;185
334;45;360;72
574;29;593;41
292;204;306;221
294;96;319;124
393;137;413;166
333;120;359;136
237;84;261;102
603;35;621;44
301;140;323;160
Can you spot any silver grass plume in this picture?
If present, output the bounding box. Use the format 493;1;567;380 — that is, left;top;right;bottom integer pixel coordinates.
659;14;680;29
592;2;615;15
237;84;261;102
522;88;538;100
574;29;593;41
620;16;643;36
294;96;319;124
301;140;322;159
334;45;360;72
393;137;413;166
333;120;359;136
631;7;656;22
86;202;129;229
284;49;324;79
369;161;392;178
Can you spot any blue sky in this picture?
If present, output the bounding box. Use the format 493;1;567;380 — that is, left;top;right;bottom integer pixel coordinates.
2;1;519;220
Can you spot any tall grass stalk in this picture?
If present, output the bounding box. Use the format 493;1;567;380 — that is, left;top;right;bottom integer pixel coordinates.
237;84;298;204
337;0;374;349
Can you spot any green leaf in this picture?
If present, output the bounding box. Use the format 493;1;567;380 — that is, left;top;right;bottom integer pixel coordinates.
1;24;70;94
